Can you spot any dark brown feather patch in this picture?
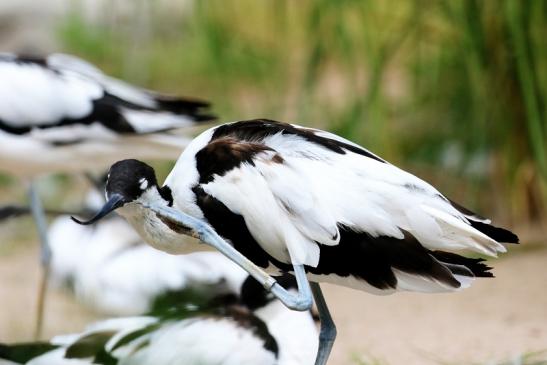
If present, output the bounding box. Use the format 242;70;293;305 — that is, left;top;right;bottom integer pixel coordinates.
195;137;275;184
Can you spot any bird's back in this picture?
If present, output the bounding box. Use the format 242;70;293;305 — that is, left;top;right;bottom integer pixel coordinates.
168;119;518;294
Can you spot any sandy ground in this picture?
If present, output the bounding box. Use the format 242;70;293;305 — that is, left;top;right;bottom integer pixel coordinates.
0;229;546;365
325;244;547;365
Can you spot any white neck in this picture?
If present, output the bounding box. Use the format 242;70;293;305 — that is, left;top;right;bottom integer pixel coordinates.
116;187;210;255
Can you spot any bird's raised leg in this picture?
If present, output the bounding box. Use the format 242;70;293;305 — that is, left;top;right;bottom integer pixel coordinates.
136;204;329;362
146;203;314;311
311;282;337;365
27;180;52;339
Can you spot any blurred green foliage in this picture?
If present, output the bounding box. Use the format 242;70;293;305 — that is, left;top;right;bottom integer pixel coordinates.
58;0;547;226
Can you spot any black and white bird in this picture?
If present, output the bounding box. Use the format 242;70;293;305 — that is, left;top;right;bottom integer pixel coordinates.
0;52;215;337
0;52;214;176
74;119;519;365
0;276;318;365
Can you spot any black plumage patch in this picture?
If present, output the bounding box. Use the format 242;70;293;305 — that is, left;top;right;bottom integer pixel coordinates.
309;228;461;290
430;251;493;277
468;220;519;244
441;197;518;244
106;159;159;202
0;93;135;136
0;342;59;363
65;331;116;359
95;93;214;129
50;138;86;147
158;185;174;207
222;306;279;358
0;54;48;67
240;274;297;311
192;187;481;291
154;96;216;122
211;119;386;163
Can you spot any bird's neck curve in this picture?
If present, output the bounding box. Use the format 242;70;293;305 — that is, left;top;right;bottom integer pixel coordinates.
117;187;207;255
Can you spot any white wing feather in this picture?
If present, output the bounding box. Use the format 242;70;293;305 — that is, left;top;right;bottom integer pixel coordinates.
203;160;322;266
203;129;504;267
48;53;159;109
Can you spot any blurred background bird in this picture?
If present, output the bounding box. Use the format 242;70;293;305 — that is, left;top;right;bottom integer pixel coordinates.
0;275;318;365
0;52;215;177
0;50;216;338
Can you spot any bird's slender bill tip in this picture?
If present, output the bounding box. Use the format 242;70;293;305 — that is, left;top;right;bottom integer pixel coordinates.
70;215;87;225
71;194;126;225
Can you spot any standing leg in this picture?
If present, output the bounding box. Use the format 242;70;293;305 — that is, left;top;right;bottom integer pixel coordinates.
311;282;337;365
28;180;52;339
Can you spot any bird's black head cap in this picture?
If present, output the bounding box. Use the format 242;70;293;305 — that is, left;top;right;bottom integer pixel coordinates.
72;159;172;225
106;159;159;202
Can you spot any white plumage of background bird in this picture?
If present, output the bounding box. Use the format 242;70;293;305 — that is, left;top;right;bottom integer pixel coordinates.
0;52;214;177
0;275;318;365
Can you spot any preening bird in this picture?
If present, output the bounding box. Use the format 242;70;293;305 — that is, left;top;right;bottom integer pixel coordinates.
74;119;519;365
0;52;215;337
0;276;318;365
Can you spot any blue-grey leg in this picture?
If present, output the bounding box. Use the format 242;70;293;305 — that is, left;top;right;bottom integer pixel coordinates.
146;203;314;311
311;282;337;365
28;181;52;339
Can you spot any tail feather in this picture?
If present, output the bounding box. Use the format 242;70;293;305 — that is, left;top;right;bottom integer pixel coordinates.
431;250;494;278
438;262;474;277
447;198;519;244
469;220;519;244
421;205;506;256
153;96;216;122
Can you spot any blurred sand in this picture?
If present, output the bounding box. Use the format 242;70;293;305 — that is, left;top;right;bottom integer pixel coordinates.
0;235;546;365
326;244;547;365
